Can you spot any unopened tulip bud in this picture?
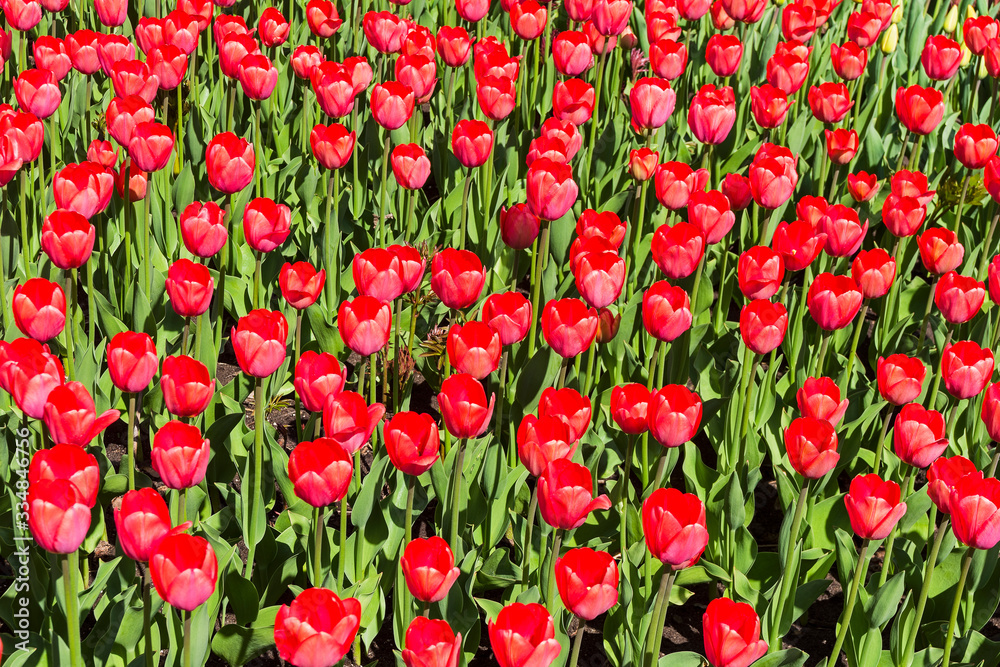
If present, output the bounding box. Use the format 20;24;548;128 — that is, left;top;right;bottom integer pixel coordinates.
980;56;990;79
965;4;976;19
944;5;958;32
881;24;898;53
891;3;903;22
961;43;972;67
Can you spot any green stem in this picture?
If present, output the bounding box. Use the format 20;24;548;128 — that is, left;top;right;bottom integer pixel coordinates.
448;440;466;553
324;171;335;312
521;488;538;591
568;620;586;667
928;328;954;409
377;137;391;247
63;551;81;667
527;221;551;356
767;482;810;652
620;434;635;556
841;301;869;394
814;330;830;379
626;181;649;302
458;169;473;251
644;570;675;667
952;174;971;234
254;254;261;309
712;244;731;331
65;270;76;380
587;49;610;200
127;394;136;491
314;505;324;586
245;377;264;579
827;541;871;665
294;313;303;442
182;611;192;667
872;405;893;476
902;520;948;667
337;495;348;590
404;474;415;545
941;547;975;667
916;283;936;355
545;530;563;607
583;341;598;396
142;567;153;667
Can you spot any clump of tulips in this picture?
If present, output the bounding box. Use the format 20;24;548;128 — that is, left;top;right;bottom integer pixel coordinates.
4;0;1000;665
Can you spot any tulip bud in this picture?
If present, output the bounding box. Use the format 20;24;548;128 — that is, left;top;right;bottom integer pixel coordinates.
881;24;898;53
943;5;958;32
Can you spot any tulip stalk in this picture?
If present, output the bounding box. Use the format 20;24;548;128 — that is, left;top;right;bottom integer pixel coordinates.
952;174;971;234
377;137;392;247
337;495;348;591
527;221;551;356
841;300;869;394
878;469;914;588
827;540;872;666
126;394;137;491
941;547;975;667
545;529;563;607
19;170;30;279
521;488;538;591
64;269;76;381
586;49;610;199
142;566;153;667
294;312;303;442
927;328;953;409
872;405;893;475
458;168;473;251
915;282;937;355
448;439;467;554
619;434;635;555
245;377;264;579
901;519;949;667
643;569;675;667
182;611;193;667
62;551;82;667
767;481;810;652
313;506;324;586
626;179;649;303
568;620;587;667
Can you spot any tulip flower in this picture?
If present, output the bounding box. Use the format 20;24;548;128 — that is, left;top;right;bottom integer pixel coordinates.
40;210;95;270
954;123;998;170
629;148;659;182
258;7;289;46
8;345;66;420
517;414;576;477
402;617;462;667
311;123;356;170
526;158;579;221
555;548;619;621
384;412;440;476
43;381;119;448
437;26;472;66
488;603;561;667
845;474;907;540
431;249;486;310
306;0;342;37
895;85;945;135
447;321;501;379
107;331;158;394
322;391;385;455
740;299;788;355
935;272;985;325
279;262;326;310
651;221;705;280
539;387;592;443
702;598;769;667
796;377;849;427
288;437;353;508
654;161;709;210
642;281;692;342
893;403;948;469
876;354;926;405
647;385;703;448
150;534;218;612
274;588;361;667
178;202;227;258
52;162;114;220
294;352;345;414
611;384;650;434
928;456;981;514
784;417;839;478
391;144;431;190
28;444;99;508
688;84;736;145
537;459;611;531
749;84;791;129
160;355;214;417
482;292;532;345
151;420;211;491
941;341;994;400
338;296;392;357
630;77;677;131
918;228;964;276
205;132;255;194
13;278;66;343
737;246;784;300
401;537;461;603
114;488;178;562
165;259;214;319
806;273;863;330
851;248;896;299
847;171;879;202
352;248;404;303
231;310;288;379
27;479;92;554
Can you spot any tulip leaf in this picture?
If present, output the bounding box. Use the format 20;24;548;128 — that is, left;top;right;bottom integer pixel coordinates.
867;571;906;629
751;648;809;667
210;623;275;667
656;650;706;666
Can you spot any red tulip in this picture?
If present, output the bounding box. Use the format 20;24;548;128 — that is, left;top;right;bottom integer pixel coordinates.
151;420;211;490
165;259;214;318
306;0;342;37
288;437;353;507
950;476;1000;550
830;41;868;80
555;548;618;620
243;197;291;253
205;132;255;194
389;144;431;190
891;170;936;204
934;272;985;325
53;162;114;219
737;246;784;300
772;221;826;271
592;0;633;35
825;129;859;166
437;26;472;67
106;95;154;148
338;296;392;356
648;385;702;448
988;157;1000;204
652;221;705;280
12;278;65;343
784;417;839;479
702;598;769;667
401;536;461;602
499;204;541;250
115;158;149;203
396;54;437;104
517;414;575;477
654;161;709;210
310;123;356;170
114;488;178;562
941;341;994;400
846;11;882;47
876;354;926;406
574;250;625;308
982;382;1000;442
311;62;356;119
481;292;532;345
689;189;735;244
642;281;692;342
553;31;594;76
920;34;962;81
526;158;578;221
807;82;853;123
437;373;495;439
34;36;71;81
28;444;99;507
488;603;561;667
107;331;157;393
258;7;289;46
293;352;345;413
847;171;879;202
161;355;214;417
451;119;493;168
927;455;981;514
537;458;611;530
766;49;809;94
179;202;227;258
384;412;440;476
806;273;862;330
749;144;798;209
43;381;119;447
851;248;895;299
14;69;61;120
893;403;948;469
629;77;676;131
448;321;501;379
2;0;42;30
40;209;95;270
895;85;945;136
386;243;425;293
431;249;485;310
611;383;650;434
6;345;65;420
749;84;791;129
274;588;361;667
552;78;595;126
844;474;907;540
542;298;599;358
370;81;415;130
128;121;174;172
629;148;659;181
150;534;218;611
510;0;547;39
740;299;788;355
954;123;998;170
97;34;137;76
352;248;404;302
402;617;462;667
476;74;517;121
323;391;385;454
705;34;742;76
279;261;325;310
27;479;91;554
642;487;709;569
231;309;288;378
539;387;591;443
109;60;159;103
1;110;44;163
689;84;736;145
918;227;963;276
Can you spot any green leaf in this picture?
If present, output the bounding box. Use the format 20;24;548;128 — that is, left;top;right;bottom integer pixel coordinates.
656;650;706;666
867;571;905;629
752;648;810;667
210;624;275;667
